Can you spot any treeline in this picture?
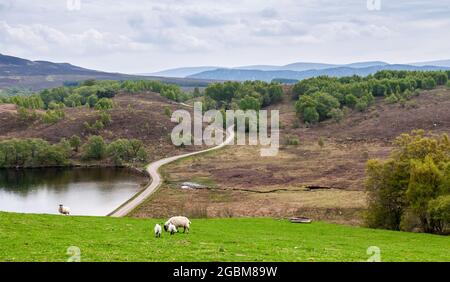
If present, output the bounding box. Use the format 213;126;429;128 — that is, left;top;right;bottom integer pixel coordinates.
366;130;450;234
0;87;34;97
0;79;190;111
203;81;283;111
293;70;449;123
0;136;148;168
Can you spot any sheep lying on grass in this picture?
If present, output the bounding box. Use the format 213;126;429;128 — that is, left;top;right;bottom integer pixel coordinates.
168;223;177;235
58;204;70;215
154;224;162;238
164;216;191;233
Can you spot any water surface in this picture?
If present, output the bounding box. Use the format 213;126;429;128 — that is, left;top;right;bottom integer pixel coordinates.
0;168;146;216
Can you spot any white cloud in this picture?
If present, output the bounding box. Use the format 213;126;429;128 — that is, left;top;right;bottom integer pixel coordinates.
0;0;449;72
0;21;148;55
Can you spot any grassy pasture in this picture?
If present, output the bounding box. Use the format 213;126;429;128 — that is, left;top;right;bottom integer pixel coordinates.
0;212;448;262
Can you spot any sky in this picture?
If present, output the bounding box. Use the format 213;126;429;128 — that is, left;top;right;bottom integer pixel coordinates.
0;0;450;73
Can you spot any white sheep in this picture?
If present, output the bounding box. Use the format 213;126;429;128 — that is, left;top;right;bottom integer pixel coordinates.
58;204;70;215
164;216;191;233
154;224;162;238
168;223;177;235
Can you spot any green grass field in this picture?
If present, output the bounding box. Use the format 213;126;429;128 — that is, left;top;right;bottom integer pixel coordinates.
0;212;448;262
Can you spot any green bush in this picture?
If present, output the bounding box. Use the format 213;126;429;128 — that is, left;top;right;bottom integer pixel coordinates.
365;130;450;233
82;135;106;160
99;112;112;126
285;136;300;145
17;107;40;122
328;108;344;123
87;95;99;108
107;139;148;165
385;94;398;104
318;137;325;148
355;99;369;112
428;195;450;233
94;98;114;110
69;135;81;152
164;106;172;117
42;109;65;124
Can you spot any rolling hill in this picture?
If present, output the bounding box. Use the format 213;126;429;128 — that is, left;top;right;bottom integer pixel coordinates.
187;64;450;82
150;61;390;77
0;54;216;91
146;66;220;78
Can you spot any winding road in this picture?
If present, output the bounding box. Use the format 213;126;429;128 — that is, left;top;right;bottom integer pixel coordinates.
109;126;235;217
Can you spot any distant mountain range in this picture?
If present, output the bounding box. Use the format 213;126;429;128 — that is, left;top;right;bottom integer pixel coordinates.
0;54;215;90
2;53;450;90
151;60;450;82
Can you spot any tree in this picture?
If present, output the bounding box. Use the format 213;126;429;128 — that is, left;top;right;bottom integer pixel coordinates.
355;99;369;112
302;107;319;124
239;96;261;111
64;94;83;107
193;87;202;97
42;109;65;124
328;108;344;123
365;130;450;233
344;94;358;108
82;135;106;160
428;195;450;233
422;77;437;90
407;156;444;232
87;95;99;108
69;135;81;152
268;84;283;104
94;98;114;110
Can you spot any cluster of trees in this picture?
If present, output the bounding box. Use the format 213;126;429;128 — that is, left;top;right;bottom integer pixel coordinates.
84;111;112;133
365;130;450;234
0;87;33;97
0;139;70;167
121;80;191;102
1;79;191;126
294;70;449;123
1;79;189;113
0;135;148;168
82;135;148;165
203;81;283;111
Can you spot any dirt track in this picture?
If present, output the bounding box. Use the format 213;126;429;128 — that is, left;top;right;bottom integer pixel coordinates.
109;126;235;217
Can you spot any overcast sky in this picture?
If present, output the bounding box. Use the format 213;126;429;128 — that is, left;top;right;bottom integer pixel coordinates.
1;0;449;73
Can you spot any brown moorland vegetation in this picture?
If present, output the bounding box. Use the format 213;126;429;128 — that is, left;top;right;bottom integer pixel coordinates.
130;87;450;224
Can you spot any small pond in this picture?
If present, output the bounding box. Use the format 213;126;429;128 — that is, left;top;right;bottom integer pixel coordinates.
0;168;147;216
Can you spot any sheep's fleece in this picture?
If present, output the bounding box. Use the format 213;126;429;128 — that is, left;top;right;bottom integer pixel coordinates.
165;216;191;229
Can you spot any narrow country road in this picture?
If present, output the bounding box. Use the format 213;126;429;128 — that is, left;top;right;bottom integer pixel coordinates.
109;126;235;217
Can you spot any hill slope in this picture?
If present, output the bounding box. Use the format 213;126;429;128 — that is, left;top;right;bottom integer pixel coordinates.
131;87;450;222
0;92;204;161
0;54;215;90
188;64;450;81
1;212;448;262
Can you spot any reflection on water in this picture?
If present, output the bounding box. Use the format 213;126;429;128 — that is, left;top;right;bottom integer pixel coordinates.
0;168;146;216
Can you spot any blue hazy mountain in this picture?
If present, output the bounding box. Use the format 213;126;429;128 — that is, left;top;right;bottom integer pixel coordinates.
410;59;450;68
187;64;450;82
147;66;220;78
0;53;216;90
151;61;392;77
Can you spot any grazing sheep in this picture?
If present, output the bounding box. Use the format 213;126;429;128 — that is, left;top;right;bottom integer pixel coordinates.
58;204;70;215
168;223;177;235
154;224;162;238
164;216;191;233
